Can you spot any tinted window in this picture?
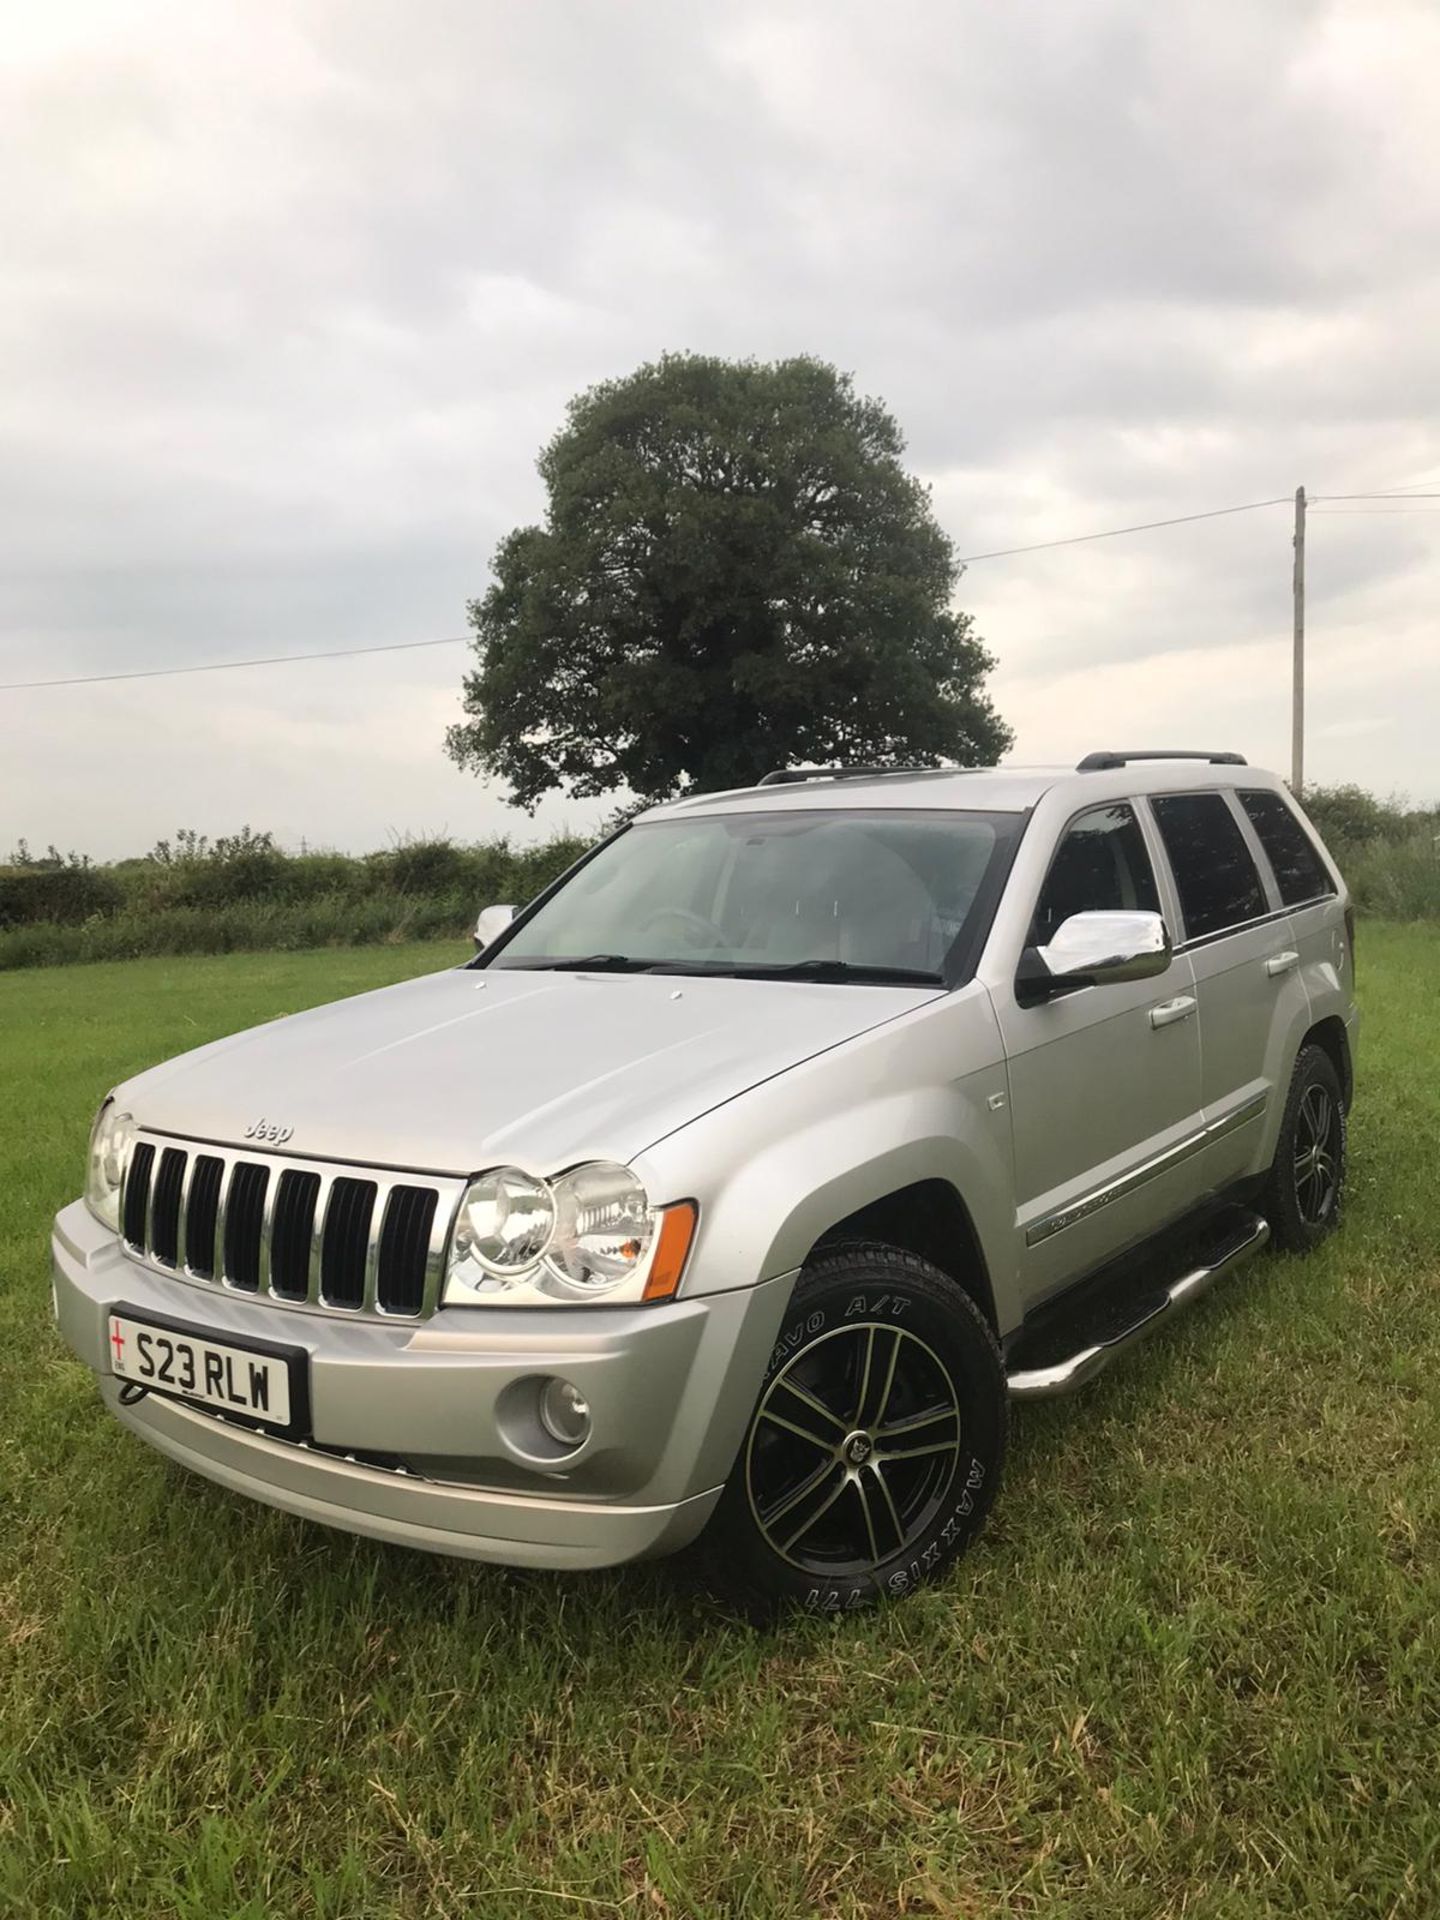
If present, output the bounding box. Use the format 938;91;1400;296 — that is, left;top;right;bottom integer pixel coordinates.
1151;793;1268;939
1239;790;1334;905
1029;804;1160;946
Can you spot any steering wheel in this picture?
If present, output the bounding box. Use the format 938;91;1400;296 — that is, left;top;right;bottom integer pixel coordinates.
637;905;729;951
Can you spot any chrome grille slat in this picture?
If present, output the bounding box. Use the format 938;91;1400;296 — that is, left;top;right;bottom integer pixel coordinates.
212;1150;232;1283
307;1170;337;1305
421;1194;451;1317
176;1152;198;1271
257;1162;281;1296
143;1147;161;1255
362;1181;393;1314
124;1133;460;1321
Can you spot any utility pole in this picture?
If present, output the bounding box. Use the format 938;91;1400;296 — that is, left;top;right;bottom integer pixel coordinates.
1291;484;1306;794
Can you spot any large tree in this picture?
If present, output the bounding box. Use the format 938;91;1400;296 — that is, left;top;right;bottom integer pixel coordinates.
446;353;1011;807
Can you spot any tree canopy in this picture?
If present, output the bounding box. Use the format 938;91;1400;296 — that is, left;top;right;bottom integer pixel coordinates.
446;353;1011;807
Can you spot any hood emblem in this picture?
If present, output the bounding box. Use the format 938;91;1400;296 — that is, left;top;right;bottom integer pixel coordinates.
243;1117;294;1146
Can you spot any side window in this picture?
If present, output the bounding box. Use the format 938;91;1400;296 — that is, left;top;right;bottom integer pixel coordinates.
1028;804;1160;946
1151;793;1267;940
1238;789;1334;906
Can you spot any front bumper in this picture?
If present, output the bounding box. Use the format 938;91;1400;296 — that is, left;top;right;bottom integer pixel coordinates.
52;1200;793;1569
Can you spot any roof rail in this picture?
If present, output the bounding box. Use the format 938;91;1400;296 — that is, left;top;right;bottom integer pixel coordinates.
1077;749;1247;772
756;764;956;787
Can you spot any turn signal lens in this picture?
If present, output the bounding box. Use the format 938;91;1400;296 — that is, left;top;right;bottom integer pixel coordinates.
642;1200;698;1302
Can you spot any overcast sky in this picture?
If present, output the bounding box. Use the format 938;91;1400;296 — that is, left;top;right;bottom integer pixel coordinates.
3;0;1438;860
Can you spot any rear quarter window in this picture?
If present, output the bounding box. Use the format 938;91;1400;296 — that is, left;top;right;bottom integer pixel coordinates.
1238;789;1335;906
1150;792;1268;940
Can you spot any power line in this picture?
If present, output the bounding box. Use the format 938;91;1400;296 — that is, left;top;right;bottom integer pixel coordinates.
954;495;1290;564
0;634;465;693
5;481;1439;692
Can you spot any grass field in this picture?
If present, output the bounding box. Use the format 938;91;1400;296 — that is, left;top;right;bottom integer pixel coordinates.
2;929;1437;1918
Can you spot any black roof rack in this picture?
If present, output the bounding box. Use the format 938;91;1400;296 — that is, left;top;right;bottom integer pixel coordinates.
1077;749;1247;772
756;764;959;787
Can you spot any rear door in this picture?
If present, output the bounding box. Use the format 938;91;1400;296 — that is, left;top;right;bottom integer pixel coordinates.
990;800;1204;1300
1145;790;1312;1188
1235;787;1349;1026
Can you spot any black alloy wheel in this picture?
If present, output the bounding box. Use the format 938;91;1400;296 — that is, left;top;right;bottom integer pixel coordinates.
1293;1079;1343;1228
705;1242;1008;1612
746;1320;962;1577
1262;1042;1348;1255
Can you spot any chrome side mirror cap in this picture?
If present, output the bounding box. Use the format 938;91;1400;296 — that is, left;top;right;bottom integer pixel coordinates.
474;903;517;954
1018;909;1171;998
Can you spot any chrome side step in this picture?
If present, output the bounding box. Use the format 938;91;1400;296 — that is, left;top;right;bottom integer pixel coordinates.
1006;1212;1270;1401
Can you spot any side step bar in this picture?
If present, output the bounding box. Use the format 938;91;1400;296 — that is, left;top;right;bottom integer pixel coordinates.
1007;1212;1270;1401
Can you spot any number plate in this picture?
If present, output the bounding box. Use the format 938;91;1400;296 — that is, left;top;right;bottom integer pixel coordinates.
106;1309;309;1437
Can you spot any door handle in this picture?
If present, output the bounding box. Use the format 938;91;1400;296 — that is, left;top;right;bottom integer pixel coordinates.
1149;995;1197;1029
1265;950;1300;977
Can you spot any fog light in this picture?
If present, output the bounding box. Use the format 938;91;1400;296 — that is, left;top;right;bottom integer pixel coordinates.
538;1377;591;1449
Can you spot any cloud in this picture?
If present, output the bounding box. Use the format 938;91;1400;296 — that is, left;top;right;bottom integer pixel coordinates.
2;0;1438;860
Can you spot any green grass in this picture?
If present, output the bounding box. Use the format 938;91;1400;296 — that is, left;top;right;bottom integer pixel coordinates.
2;929;1437;1917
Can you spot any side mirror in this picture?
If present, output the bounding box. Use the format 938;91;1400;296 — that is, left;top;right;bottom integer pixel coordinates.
474;903;517;954
1017;909;1171;1000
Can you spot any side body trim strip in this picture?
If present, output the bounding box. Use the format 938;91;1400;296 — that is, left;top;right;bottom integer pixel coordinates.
1025;1091;1268;1247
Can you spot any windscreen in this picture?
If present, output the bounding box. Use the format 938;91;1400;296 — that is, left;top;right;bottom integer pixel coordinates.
487;809;1006;981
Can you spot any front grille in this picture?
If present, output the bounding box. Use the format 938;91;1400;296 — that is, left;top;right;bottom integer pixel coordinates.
120;1135;457;1320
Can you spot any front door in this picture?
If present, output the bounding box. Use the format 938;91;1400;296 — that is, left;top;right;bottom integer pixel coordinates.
989;800;1205;1303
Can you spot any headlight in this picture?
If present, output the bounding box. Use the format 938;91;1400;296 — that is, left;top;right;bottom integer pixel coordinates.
444;1161;696;1306
85;1100;135;1232
548;1162;654;1291
453;1167;555;1275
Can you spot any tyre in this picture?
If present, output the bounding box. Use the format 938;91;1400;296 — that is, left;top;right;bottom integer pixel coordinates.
1261;1043;1347;1255
704;1241;1008;1613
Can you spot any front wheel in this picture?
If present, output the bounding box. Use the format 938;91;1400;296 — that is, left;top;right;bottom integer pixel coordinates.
703;1242;1008;1612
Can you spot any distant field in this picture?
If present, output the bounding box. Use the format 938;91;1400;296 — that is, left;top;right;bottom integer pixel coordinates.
2;929;1437;1917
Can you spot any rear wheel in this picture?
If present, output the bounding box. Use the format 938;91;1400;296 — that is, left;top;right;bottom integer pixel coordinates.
1261;1043;1347;1254
704;1242;1008;1612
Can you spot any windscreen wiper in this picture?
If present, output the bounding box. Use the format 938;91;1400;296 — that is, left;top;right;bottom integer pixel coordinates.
651;958;944;986
496;953;656;973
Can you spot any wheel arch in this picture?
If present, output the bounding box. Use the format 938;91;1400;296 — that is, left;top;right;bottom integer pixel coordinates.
809;1177;998;1334
1302;1012;1353;1108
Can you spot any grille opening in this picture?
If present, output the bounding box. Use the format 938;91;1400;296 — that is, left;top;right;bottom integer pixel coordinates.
270;1169;321;1300
185;1155;224;1277
123;1141;155;1248
320;1178;377;1309
223;1162;270;1291
378;1185;438;1316
149;1147;187;1266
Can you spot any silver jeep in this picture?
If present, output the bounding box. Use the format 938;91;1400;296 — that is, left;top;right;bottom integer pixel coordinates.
52;751;1356;1608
